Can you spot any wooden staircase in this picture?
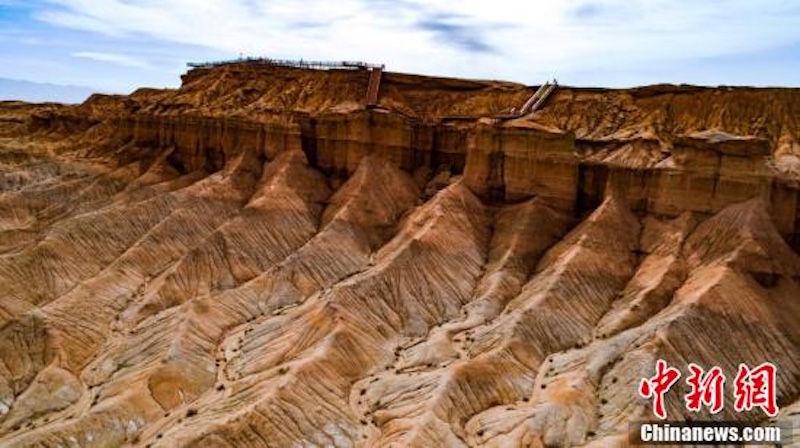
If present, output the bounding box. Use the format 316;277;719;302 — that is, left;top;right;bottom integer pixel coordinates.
365;68;383;108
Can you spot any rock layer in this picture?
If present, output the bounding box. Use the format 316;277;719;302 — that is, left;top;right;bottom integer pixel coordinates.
0;66;799;447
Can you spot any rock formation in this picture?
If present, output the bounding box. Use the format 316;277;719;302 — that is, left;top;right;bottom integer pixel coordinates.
0;63;799;447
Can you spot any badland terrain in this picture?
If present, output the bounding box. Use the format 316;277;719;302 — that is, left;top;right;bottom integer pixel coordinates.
0;62;799;446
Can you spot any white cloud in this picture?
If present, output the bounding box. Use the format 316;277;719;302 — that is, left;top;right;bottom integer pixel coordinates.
32;0;800;85
72;51;150;68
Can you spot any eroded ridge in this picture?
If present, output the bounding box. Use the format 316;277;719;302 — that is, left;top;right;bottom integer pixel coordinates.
1;71;799;447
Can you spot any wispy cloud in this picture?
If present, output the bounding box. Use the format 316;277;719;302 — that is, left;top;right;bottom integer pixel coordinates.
1;0;800;92
72;51;150;68
415;13;495;53
33;1;800;64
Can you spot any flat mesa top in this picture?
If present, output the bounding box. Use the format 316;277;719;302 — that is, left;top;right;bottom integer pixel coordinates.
186;57;386;71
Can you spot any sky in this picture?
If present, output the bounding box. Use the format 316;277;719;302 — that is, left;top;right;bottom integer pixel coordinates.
1;0;800;101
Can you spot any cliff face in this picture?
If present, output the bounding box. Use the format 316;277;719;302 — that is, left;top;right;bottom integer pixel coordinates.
32;66;800;247
1;66;799;447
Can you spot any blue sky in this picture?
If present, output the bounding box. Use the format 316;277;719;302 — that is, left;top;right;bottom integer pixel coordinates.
1;0;800;100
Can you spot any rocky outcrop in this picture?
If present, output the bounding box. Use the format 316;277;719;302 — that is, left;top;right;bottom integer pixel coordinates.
30;66;799;247
0;65;799;447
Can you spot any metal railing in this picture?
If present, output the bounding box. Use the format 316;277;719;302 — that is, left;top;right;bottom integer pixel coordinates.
187;57;385;71
519;79;558;115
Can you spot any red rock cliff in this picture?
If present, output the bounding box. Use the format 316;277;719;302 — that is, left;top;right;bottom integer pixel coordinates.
1;65;799;447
